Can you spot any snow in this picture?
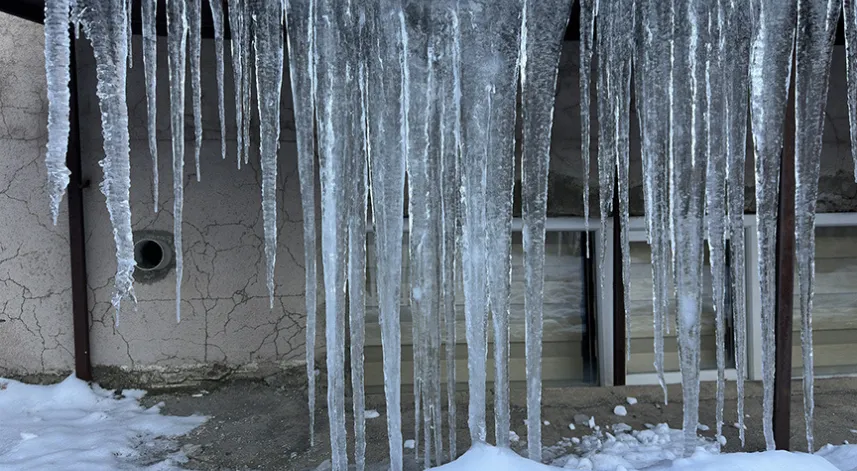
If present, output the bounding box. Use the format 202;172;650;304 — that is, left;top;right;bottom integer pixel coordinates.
0;376;205;470
626;397;637;405
366;410;381;419
614;406;627;417
405;439;416;450
430;425;856;471
569;424;576;431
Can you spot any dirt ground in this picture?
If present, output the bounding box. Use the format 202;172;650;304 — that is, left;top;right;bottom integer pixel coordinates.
142;376;857;470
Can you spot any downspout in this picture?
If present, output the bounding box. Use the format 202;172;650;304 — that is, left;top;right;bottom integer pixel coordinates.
67;31;92;381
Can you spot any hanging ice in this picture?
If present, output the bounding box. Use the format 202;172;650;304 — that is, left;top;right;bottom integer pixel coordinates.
345;1;369;469
519;0;572;459
228;0;246;168
167;0;188;323
365;1;408;469
795;0;840;453
669;0;709;455
845;0;857;181
722;0;751;447
44;0;72;224
480;0;521;453
637;0;672;403
240;2;252;166
251;0;284;310
579;0;595;258
188;0;202;181
79;0;137;318
749;0;797;451
208;0;227;162
142;0;158;211
283;0;319;448
706;0;728;441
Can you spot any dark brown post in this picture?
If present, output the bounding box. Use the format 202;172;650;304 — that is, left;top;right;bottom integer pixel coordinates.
613;175;626;386
68;33;92;381
773;56;797;450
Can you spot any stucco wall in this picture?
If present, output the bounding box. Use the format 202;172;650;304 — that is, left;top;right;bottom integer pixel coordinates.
0;12;74;378
1;9;855;383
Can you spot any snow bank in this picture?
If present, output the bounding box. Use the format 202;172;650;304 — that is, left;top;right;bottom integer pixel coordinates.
0;375;206;470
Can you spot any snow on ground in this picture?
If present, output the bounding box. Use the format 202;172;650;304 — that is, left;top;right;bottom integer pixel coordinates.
0;375;206;471
431;422;857;471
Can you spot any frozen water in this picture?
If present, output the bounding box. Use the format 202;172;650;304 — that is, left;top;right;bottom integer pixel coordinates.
228;0;246;168
749;0;797;451
520;0;573;457
284;0;319;448
795;0;840;453
188;0;202;181
208;0;227;162
44;0;72;224
142;0;158;211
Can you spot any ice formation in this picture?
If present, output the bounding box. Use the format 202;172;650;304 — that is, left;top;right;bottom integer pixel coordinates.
45;0;836;468
44;0;72;224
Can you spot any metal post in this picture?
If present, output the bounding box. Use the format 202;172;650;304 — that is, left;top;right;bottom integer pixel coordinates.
773;55;797;451
68;32;92;381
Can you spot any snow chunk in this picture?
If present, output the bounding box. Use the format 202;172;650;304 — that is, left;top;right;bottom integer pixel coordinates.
568;423;576;431
365;410;380;419
626;397;637;405
614;405;627;417
404;439;415;449
510;430;520;443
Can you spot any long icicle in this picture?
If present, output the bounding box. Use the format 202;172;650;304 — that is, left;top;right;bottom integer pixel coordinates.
484;0;522;453
748;0;797;450
142;0;159;211
365;1;408;468
520;0;572;459
80;0;137;321
723;0;752;446
316;0;350;468
845;0;857;181
795;0;840;453
228;0;245;168
189;0;202;181
252;0;284;310
209;0;227;162
580;0;595;259
166;0;188;323
284;0;319;448
44;0;72;224
706;0;728;442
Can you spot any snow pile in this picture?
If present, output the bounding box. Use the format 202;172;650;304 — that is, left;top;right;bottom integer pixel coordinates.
433;424;857;471
0;376;205;471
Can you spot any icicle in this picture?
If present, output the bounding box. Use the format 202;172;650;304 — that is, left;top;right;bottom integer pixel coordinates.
670;0;709;455
519;0;572;459
126;0;132;67
346;3;369;468
284;0;318;448
637;0;672;404
481;0;522;453
706;0;728;442
722;0;752;447
845;0;857;181
240;2;252;166
79;0;137;320
44;0;72;224
142;0;158;211
166;0;188;323
188;0;202;181
749;0;797;451
595;1;615;293
580;0;595;259
436;3;462;461
365;1;408;468
228;0;245;168
795;0;840;453
252;0;283;310
316;0;351;468
209;0;227;162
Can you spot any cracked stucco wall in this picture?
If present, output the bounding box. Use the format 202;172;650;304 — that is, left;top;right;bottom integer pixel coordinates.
1;8;855;383
0;12;75;377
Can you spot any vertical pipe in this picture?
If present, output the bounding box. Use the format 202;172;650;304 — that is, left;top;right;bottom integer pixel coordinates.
68;32;92;381
612;175;626;385
773;56;797;451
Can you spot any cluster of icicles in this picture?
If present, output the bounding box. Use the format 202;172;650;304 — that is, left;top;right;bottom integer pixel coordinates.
41;0;857;468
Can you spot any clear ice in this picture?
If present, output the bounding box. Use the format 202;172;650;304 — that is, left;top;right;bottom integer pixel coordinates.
44;0;72;224
189;0;202;181
142;0;159;211
208;0;227;162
